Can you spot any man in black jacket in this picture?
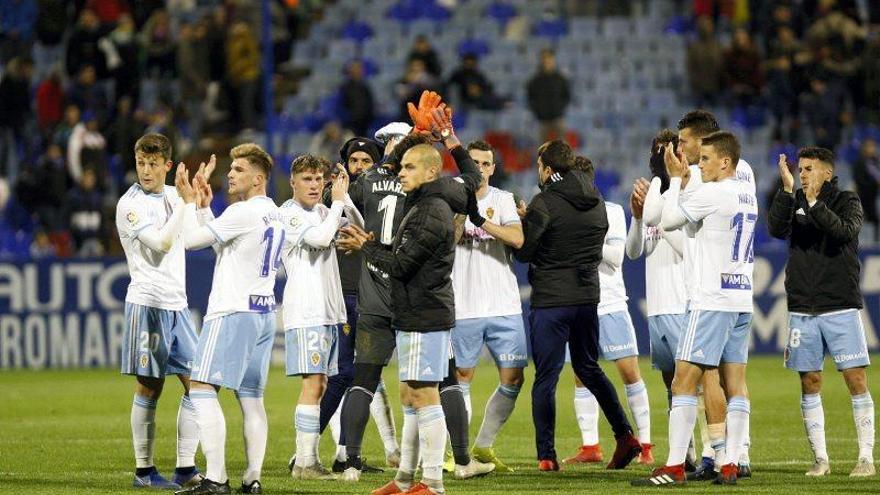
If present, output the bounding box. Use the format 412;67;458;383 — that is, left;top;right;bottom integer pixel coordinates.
339;108;483;495
768;146;875;477
514;140;640;472
526;50;570;143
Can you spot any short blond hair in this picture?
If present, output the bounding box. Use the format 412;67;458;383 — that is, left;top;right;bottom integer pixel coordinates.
230;143;273;177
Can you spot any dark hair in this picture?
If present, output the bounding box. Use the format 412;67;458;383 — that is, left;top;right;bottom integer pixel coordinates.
134;133;172;161
385;133;433;172
231;143;273;177
537;140;574;173
573;155;594;182
466;140;494;159
798;146;835;168
677;110;719;137
701;130;741;165
291;154;331;175
650;129;678;192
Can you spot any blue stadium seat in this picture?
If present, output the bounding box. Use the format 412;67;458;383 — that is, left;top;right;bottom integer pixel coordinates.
485;2;517;27
458;37;490;58
532;19;568;40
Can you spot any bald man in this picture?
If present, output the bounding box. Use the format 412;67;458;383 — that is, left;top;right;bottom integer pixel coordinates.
339;115;482;495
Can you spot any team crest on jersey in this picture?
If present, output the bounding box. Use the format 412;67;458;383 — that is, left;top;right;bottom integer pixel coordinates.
139;354;149;368
310;352;321;366
486;207;494;219
127;211;139;226
342;323;351;335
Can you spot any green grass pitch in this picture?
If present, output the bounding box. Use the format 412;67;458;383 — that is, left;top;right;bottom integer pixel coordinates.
1;356;877;494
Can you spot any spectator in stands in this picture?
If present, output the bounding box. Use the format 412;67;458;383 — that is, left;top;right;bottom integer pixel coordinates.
66;168;105;256
723;27;765;108
53;104;81;150
177;20;210;141
66;111;107;184
396;58;441;121
107;96;144;181
686;16;724;108
339;60;375;137
526;49;570;143
0;57;34;183
85;0;129;27
407;35;443;78
36;68;64;134
863;29;880;123
766;25;801;140
30;229;57;258
66;9;107;79
308;121;353;161
446;53;506;111
853;138;880;242
15;143;70;234
33;0;67;79
67;65;110;124
103;13;140;103
0;0;37;63
801;73;846;150
226;21;261;132
141;9;176;79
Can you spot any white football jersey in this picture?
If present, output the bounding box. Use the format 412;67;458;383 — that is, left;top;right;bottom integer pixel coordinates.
679;178;757;313
116;184;187;310
641;223;688;316
279;199;347;328
204;196;284;321
452;186;522;319
598;202;629;315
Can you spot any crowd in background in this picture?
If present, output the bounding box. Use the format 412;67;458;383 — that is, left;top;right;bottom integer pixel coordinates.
0;0;879;258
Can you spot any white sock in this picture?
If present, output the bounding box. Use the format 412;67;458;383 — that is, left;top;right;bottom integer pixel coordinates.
668;395;698;466
370;380;399;455
852;392;875;461
294;404;321;467
394;406;419;488
625;380;651;444
801;393;828;462
418;405;447;485
176;395;199;468
724;396;750;466
697;393;714;459
329;398;346;462
132;395;157;469
475;383;520;448
574;386;599;445
708;422;726;469
460;382;472;425
190;389;227;483
740;420;751;465
237;395;267;484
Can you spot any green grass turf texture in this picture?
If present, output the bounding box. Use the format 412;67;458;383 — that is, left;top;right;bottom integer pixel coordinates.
1;356;877;494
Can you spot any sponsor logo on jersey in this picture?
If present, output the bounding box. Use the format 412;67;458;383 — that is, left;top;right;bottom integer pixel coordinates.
422;366;433;376
692;349;705;358
249;294;277;312
721;273;752;290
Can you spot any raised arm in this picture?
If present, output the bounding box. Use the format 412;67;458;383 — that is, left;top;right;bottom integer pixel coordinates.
768;153;797;240
136;203;193;253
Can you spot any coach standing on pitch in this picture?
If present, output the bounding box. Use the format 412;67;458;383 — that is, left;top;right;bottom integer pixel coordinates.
514;140;641;472
768;147;875;477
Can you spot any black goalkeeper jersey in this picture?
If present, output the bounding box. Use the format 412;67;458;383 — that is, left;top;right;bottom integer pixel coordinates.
349;165;407;317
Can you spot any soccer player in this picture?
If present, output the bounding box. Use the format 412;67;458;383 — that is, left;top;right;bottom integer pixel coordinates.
338;106;485;495
316;137;399;473
624;132;689;462
116;134;205;489
451;140;526;473
174;144;283;495
768;147;875;477
280;154;364;479
633;131;757;487
515;140;641;472
565;164;652;465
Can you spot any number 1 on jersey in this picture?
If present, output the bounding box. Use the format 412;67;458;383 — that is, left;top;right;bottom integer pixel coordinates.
377;195;396;245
